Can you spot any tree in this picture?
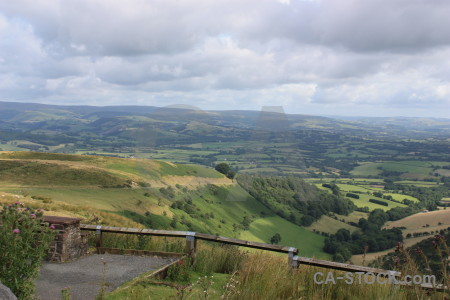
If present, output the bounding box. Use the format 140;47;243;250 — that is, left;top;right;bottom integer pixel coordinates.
226;170;236;180
270;233;282;244
215;163;231;175
335;229;351;242
242;216;252;230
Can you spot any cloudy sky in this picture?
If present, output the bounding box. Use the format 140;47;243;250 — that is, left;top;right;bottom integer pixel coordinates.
0;0;449;117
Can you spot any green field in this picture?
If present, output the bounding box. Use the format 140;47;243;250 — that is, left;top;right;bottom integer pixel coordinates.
351;160;449;179
350;162;383;176
337;211;369;224
240;216;330;259
306;215;358;234
384;193;419;203
347;193;406;211
0;151;329;256
316;181;411;211
394;180;441;187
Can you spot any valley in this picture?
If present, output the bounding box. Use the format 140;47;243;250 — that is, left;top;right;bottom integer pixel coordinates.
1;101;450;266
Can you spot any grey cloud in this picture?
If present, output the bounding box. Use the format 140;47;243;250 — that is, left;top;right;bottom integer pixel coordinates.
0;0;449;117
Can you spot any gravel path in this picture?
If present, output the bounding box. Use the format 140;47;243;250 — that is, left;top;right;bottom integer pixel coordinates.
35;254;176;300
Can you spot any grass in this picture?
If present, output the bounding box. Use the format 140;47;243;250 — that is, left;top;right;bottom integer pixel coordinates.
307;215;359;234
384;193;419;203
316;181;409;211
156;161;224;178
0;152;330;257
347;194;406;211
351;162;383;176
384;210;450;232
0;160;126;186
105;272;230;300
350;236;434;266
114;250;441;300
240;216;330;259
351;160;446;179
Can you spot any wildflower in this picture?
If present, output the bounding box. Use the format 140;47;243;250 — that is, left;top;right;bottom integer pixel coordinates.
30;213;36;218
50;225;56;230
13;229;20;234
393;256;400;266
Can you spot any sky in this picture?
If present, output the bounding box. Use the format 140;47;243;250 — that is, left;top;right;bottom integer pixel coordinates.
0;0;449;118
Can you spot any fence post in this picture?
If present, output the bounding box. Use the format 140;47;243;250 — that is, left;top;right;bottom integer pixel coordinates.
185;231;197;263
292;255;299;268
288;247;296;267
96;225;103;253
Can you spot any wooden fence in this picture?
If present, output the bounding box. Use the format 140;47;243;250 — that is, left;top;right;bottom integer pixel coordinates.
80;224;445;292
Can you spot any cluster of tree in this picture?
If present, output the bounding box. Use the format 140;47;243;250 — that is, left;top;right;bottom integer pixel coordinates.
346;192;360;199
406;228;448;238
214;163;236;179
238;175;355;226
270;233;282;244
383;181;450;210
385;206;418;221
171;198;198;216
323;208;411;262
376;231;450;280
159;186;176;198
369;198;388;206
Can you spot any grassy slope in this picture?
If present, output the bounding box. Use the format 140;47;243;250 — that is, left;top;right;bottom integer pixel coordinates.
0;151;326;257
384;210;450;233
240;216;329;259
306;215;358;234
315;182;407;211
351;160;450;179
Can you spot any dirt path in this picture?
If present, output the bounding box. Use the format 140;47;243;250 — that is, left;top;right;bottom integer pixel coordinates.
35;254;176;300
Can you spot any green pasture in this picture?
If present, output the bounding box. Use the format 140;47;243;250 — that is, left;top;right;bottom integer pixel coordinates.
240;216;330;259
306;215;358;234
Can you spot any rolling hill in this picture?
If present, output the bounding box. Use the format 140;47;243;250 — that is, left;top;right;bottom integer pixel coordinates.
0;151;329;258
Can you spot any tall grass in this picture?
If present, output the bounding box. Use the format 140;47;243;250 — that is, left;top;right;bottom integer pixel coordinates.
230;252;439;300
192;243;246;275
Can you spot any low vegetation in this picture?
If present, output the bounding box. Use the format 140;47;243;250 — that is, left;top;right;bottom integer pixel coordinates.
0;202;55;300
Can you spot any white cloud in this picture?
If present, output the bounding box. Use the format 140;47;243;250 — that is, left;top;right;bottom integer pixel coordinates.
0;0;449;117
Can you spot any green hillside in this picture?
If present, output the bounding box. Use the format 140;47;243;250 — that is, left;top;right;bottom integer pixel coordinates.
0;151;326;256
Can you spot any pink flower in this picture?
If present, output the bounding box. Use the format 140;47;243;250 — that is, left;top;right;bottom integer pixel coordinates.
50;225;56;230
30;214;36;218
14;201;20;205
13;229;20;234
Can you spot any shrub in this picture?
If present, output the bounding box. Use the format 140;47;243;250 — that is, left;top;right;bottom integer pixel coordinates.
0;202;56;299
346;192;360;199
369;198;388;206
270;233;282;244
167;259;191;283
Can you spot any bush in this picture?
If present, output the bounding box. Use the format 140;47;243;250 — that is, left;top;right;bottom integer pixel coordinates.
369;198;388;206
346;193;360;199
0;202;56;299
270;233;282;244
167;258;191;283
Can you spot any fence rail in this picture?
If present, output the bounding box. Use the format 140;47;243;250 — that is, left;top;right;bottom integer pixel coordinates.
79;224;298;255
80;224;446;292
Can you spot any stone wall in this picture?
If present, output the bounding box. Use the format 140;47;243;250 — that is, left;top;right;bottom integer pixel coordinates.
0;281;17;300
44;216;89;262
